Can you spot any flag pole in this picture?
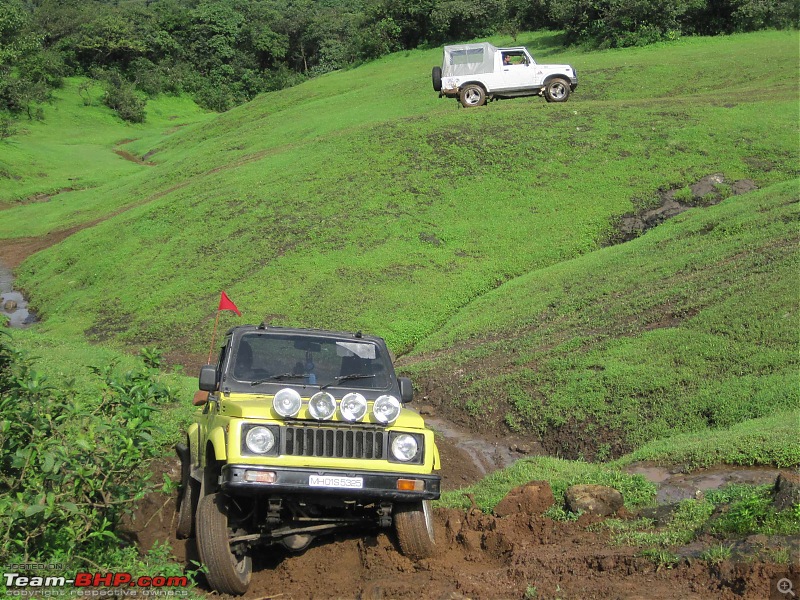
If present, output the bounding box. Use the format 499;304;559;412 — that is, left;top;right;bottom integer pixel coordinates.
207;309;221;365
208;291;240;365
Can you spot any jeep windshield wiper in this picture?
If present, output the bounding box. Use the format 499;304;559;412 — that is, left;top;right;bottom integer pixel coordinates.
320;373;375;390
250;373;306;386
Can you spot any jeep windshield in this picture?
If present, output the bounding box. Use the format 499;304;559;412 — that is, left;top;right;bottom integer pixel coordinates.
230;332;391;391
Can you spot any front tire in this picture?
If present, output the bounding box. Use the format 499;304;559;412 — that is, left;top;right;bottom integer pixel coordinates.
544;78;571;102
394;500;436;559
196;493;252;595
459;84;486;108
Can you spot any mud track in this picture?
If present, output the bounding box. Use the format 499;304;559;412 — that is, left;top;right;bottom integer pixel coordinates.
124;435;797;600
127;462;797;600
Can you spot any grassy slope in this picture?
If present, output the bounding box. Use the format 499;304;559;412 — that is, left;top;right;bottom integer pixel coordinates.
0;78;213;207
1;30;797;464
403;180;799;457
4;31;797;358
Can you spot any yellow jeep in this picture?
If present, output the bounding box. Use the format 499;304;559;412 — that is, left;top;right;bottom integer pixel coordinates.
176;324;441;595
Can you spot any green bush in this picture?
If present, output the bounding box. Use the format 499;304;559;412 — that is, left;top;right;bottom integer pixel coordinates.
102;72;146;123
0;331;175;562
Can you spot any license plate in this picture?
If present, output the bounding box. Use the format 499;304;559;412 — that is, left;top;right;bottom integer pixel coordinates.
309;475;364;489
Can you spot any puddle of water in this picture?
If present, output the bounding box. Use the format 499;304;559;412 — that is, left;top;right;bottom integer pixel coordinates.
0;263;36;328
425;416;522;475
626;464;781;504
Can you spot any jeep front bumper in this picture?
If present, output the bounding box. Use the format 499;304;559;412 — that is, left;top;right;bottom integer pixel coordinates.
221;464;441;501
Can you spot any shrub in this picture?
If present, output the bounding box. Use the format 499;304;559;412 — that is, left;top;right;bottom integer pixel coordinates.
0;331;175;563
102;72;146;123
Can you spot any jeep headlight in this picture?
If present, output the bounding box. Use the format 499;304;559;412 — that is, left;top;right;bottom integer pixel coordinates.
340;392;367;422
372;395;401;424
308;391;337;420
390;433;419;462
273;388;302;418
245;426;276;454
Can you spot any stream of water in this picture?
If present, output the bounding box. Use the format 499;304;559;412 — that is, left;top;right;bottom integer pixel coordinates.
0;262;36;327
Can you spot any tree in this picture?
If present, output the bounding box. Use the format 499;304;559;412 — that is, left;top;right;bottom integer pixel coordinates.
0;0;55;120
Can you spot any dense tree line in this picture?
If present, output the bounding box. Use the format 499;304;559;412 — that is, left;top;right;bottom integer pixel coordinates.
1;0;797;124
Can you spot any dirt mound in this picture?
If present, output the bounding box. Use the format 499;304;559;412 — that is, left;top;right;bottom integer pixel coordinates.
123;465;796;600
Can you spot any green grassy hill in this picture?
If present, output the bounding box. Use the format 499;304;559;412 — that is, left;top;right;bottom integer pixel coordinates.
5;31;797;355
0;78;213;206
401;180;799;458
1;30;797;459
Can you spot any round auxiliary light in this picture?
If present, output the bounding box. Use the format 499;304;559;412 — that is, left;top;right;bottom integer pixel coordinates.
391;434;419;462
245;426;276;454
340;392;368;422
308;391;337;420
372;395;402;424
273;388;302;418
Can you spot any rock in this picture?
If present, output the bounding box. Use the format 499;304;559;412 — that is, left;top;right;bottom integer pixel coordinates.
3;300;17;311
773;472;800;511
510;443;533;454
494;481;555;517
636;504;678;526
565;484;624;516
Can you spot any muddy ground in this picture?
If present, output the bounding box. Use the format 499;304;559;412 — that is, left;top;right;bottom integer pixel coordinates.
122;420;798;600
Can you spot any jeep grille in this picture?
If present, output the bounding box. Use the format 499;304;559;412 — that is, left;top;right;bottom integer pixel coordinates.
284;426;385;460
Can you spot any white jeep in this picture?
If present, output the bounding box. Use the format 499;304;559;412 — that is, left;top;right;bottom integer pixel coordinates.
432;43;578;107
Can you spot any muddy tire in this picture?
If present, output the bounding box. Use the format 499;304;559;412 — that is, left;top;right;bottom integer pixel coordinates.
394;500;436;559
544;78;570;103
196;493;252;596
176;477;199;539
432;66;442;92
459;84;486;107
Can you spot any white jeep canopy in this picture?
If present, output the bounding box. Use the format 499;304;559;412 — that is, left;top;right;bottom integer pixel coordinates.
442;42;498;77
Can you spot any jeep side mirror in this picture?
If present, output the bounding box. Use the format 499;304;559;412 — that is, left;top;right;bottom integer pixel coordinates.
199;364;218;392
399;377;413;403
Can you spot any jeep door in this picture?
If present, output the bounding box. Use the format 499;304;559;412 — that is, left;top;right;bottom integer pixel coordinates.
497;50;543;92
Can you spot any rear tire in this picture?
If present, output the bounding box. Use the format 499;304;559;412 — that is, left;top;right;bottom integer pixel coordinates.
432;66;442;92
196;493;252;595
176;477;199;539
394;500;436;559
544;78;570;102
459;84;486;107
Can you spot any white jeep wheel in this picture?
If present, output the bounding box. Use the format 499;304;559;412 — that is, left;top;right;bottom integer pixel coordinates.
544;78;570;102
459;84;486;107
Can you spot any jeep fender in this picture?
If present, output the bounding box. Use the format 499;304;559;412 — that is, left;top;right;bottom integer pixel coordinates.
543;73;577;90
205;426;227;464
186;422;200;465
460;81;487;93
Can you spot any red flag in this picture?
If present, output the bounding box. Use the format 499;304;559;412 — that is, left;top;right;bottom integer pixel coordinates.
218;291;241;316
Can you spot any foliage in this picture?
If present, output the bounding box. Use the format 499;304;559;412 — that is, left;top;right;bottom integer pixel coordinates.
0;0;61;119
550;0;798;47
638;548;680;569
101;70;146;122
700;543;733;564
599;484;799;564
0;331;176;563
1;0;794;129
708;485;800;535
